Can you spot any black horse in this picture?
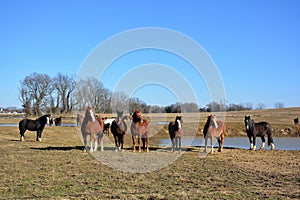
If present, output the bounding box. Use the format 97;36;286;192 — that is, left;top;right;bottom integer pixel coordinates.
168;116;183;153
19;114;51;142
244;116;275;150
294;117;299;125
111;111;128;152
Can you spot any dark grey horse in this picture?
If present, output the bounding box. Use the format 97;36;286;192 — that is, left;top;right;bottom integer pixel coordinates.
244;116;275;150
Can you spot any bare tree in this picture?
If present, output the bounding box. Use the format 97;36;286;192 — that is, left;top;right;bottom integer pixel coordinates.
256;103;266;110
274;102;284;109
53;73;76;113
19;86;32;116
19;73;53;115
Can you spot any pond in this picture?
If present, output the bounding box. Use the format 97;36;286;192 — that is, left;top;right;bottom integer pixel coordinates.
160;137;300;150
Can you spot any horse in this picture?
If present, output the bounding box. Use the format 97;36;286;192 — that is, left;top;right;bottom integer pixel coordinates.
111;111;128;152
50;116;62;126
19;114;51;142
168;116;183;153
244;116;275;150
294;117;299;125
130;109;150;152
81;107;104;152
203;114;226;154
103;117;115;136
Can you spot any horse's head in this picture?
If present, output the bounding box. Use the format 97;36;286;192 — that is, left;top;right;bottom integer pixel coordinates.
175;116;183;124
116;110;124;121
85;106;96;122
132;109;142;123
244;115;252;131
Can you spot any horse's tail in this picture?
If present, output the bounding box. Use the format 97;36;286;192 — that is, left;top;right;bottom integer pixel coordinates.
222;123;227;136
266;123;273;146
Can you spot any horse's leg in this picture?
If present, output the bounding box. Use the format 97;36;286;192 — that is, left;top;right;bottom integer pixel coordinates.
99;132;104;151
248;136;253;150
83;134;87;152
252;136;256;150
266;130;275;150
260;136;265;150
145;135;149;153
175;135;179;150
114;135;119;152
120;133;125;151
217;137;221;152
178;136;181;154
138;135;142;152
36;130;42;142
132;136;136;152
204;137;208;153
210;136;214;154
94;135;98;152
171;137;175;152
20;130;25;141
142;137;146;151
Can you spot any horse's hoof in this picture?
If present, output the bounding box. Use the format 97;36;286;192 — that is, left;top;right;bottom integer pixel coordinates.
271;143;275;150
218;149;221;152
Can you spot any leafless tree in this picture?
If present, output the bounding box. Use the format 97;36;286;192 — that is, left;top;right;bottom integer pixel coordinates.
274;102;284;109
53;73;76;113
256;103;266;110
19;73;53;115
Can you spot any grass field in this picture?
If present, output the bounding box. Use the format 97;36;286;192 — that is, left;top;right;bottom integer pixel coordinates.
0;108;299;199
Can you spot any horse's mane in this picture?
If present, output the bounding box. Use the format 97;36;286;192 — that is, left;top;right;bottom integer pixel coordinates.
132;110;142;123
203;115;211;138
132;109;149;126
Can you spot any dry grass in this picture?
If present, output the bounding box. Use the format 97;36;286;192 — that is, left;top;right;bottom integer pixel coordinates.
0;108;299;199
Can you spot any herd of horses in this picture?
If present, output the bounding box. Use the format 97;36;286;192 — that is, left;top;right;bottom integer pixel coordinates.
19;106;296;154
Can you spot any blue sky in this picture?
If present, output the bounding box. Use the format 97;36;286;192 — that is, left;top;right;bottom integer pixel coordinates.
1;0;299;109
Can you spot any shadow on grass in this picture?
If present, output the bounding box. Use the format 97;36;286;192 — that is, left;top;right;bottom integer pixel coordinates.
30;146;84;151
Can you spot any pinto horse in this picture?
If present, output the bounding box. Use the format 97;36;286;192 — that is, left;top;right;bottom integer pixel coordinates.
203;114;226;154
19;114;51;142
111;111;128;151
168;116;183;153
244;116;275;150
81;107;104;152
50;116;62;126
130;109;150;152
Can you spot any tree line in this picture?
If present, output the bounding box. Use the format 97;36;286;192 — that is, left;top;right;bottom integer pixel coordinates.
19;73;284;116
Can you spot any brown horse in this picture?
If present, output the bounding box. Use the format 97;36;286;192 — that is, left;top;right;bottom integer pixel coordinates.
203;114;226;154
168;116;183;153
130;109;150;152
81;106;104;152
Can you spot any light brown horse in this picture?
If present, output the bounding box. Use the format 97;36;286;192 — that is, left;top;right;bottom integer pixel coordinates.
81;106;104;152
130;109;150;152
203;114;226;154
168;116;183;153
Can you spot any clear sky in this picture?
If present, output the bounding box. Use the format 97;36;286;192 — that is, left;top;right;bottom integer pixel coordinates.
1;0;299;109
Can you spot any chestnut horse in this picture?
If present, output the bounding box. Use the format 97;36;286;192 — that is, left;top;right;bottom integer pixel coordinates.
168;116;183;153
130;109;150;152
111;111;128;151
81;106;104;152
203;114;226;154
